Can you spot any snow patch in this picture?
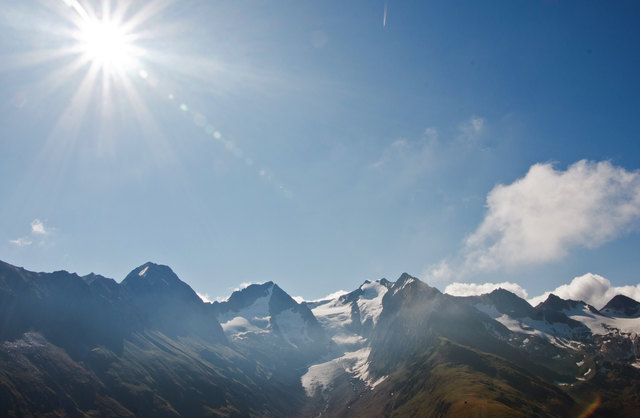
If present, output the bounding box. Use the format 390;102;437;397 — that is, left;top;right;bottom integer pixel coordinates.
274;308;311;347
565;305;640;335
138;266;149;276
301;347;384;397
312;298;353;333
357;281;388;325
475;303;579;341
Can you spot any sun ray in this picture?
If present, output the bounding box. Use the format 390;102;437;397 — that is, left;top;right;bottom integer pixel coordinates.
121;0;174;34
32;55;97;102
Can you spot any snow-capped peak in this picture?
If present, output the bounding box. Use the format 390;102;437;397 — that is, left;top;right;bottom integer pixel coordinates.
213;281;323;349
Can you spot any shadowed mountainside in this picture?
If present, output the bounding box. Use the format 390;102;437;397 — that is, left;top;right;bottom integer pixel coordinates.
1;260;640;417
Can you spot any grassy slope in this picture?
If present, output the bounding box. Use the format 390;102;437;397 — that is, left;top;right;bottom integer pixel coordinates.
0;333;132;417
344;338;576;417
0;331;305;417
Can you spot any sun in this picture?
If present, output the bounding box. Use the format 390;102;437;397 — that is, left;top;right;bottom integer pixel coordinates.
76;17;138;71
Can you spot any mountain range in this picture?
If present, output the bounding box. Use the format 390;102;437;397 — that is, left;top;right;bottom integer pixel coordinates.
1;259;639;417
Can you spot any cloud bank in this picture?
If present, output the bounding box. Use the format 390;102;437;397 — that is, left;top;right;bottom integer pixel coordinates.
444;273;640;310
464;160;640;273
197;292;214;304
444;281;528;299
527;273;640;309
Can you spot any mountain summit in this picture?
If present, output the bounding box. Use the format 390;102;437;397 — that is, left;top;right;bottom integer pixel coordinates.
212;282;331;367
121;261;202;305
2;260;640;417
601;294;640;318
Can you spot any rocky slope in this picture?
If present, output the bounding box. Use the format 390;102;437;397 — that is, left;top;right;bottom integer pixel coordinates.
1;259;639;417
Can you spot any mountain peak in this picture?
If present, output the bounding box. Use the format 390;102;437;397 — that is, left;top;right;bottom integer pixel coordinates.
393;273;420;291
539;293;579;311
397;272;415;283
123;262;178;284
537;293;601;317
121;262;201;305
601;294;640;317
483;288;537;318
215;281;276;314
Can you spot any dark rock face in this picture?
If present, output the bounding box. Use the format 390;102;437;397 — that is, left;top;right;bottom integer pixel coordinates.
602;294;640;318
484;288;538;318
121;262;225;342
1;261;134;357
0;261;225;359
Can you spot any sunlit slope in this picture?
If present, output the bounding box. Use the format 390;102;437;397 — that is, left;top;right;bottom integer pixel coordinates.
345;338;574;417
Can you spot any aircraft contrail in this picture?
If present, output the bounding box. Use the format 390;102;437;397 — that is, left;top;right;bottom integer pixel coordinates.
383;2;388;28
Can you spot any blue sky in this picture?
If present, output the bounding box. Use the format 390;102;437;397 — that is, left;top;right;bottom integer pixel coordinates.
2;0;640;304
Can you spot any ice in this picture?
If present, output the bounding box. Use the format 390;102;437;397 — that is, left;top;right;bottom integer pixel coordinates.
475;303;579;341
312;297;353;332
301;347;384;397
357;281;388;325
274;308;311;347
563;305;640;335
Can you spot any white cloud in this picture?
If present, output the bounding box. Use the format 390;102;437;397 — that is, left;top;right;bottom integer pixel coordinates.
423;260;454;283
443;273;640;310
10;218;55;247
528;273;640;309
370;138;413;169
31;219;48;235
459;116;484;142
294;290;350;304
369;116;484;187
9;237;32;247
424;127;438;141
370;125;440;171
314;289;349;302
234;281;263;292
464;160;640;273
197;292;213;304
444;281;529;299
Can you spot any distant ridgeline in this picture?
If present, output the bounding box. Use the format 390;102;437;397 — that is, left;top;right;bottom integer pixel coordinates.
1;259;639;417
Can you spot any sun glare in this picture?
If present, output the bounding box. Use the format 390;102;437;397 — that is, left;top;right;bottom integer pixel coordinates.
77;18;136;70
